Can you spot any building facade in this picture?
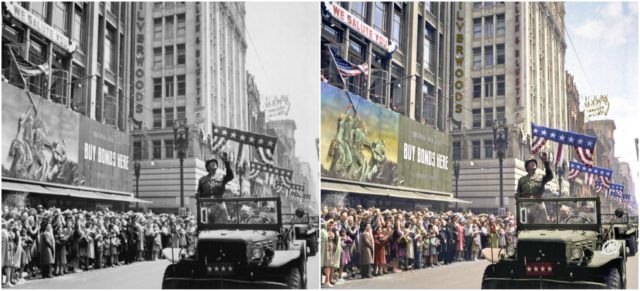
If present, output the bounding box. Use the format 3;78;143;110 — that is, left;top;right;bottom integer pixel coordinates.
565;72;589;197
585;120;618;212
452;2;568;213
130;2;248;213
2;2;145;210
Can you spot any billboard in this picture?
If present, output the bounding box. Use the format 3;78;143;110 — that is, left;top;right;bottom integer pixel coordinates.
321;83;452;193
2;84;131;192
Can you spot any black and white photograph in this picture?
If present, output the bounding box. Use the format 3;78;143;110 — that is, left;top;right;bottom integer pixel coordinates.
1;1;319;289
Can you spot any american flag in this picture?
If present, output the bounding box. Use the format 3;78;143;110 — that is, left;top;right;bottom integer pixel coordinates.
531;123;597;167
7;47;49;84
212;124;277;165
608;183;624;201
329;47;369;79
567;161;612;188
594;180;603;193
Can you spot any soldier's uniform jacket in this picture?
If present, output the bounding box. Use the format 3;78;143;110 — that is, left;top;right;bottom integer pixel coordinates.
197;161;234;198
516;161;553;198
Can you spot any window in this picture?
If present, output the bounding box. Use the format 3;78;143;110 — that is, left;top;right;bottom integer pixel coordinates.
351;2;366;21
473;18;481;38
105;28;116;71
484;2;494;8
484;140;494;159
496;44;505;65
392;11;402;50
496;107;505;121
31;2;48;21
373;2;387;33
473;48;481;69
496;75;505;96
424;24;436;71
485;108;493;127
165;76;174;98
176;106;186;121
154;2;163;10
153;78;162;98
177;44;186;65
165;46;174;67
484;16;494;37
390;64;405;114
472;109;481;128
177;14;186;37
472;141;481;160
496;14;505;35
453;142;461;161
484;45;493;67
165;140;174;159
422;83;436;126
154;18;162;40
473;2;482;9
153;48;162;69
133;141;142;160
52;3;69;34
473;78;481;98
484;76;493;97
153;140;162;159
177;75;186;96
153;109;162;128
426;2;436;14
73;6;86;51
165;16;174;39
165;108;174;128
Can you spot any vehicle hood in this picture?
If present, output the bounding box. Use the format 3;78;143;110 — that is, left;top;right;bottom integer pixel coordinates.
198;229;279;242
518;229;598;243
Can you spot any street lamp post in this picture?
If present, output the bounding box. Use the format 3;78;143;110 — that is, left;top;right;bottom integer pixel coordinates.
493;119;509;209
134;160;141;210
453;161;461;211
173;119;189;212
556;161;566;196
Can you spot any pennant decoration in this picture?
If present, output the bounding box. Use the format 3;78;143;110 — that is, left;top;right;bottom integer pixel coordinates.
531;123;597;167
568;161;613;188
212;124;277;165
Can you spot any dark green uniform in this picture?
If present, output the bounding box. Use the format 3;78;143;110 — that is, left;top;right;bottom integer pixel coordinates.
516;161;554;198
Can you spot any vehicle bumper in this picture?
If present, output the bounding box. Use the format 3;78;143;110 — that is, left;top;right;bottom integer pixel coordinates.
483;277;607;289
162;277;289;289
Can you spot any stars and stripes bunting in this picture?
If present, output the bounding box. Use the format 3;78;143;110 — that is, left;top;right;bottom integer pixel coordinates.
554;143;567;167
531;123;597;167
212;124;277;165
568;161;613;188
600;175;613;190
594;180;603;194
211;135;228;153
607;183;624;201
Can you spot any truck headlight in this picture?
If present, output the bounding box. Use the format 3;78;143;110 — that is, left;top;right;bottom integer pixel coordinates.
251;246;264;260
506;245;516;257
571;246;583;260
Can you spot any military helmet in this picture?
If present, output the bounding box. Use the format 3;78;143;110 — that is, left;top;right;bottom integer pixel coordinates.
524;157;537;168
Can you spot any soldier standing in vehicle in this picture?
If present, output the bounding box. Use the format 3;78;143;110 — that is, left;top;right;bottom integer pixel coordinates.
515;152;553;223
197;152;234;223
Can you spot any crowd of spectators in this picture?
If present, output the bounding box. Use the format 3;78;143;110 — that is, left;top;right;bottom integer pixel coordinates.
1;204;196;288
320;205;517;287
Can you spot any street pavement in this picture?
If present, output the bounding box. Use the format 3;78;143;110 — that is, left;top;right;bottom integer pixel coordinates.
13;254;320;289
330;255;638;289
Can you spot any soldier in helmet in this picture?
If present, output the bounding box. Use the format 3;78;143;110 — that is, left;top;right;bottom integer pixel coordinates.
197;152;234;223
515;152;553;223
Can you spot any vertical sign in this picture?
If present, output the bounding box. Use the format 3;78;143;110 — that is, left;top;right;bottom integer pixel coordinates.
132;3;145;129
452;2;465;126
514;3;522;106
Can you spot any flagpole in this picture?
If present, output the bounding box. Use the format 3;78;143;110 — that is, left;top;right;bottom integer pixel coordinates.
8;48;38;115
326;44;358;115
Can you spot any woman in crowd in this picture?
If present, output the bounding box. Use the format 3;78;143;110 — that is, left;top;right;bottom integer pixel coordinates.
373;225;387;276
39;223;55;279
359;223;374;279
338;229;352;281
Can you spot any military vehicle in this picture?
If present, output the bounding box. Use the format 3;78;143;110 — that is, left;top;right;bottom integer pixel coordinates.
602;212;638;256
283;213;319;256
161;197;308;289
481;197;627;289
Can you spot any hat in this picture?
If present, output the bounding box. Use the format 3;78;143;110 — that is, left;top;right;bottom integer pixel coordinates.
525;157;537;168
205;158;219;169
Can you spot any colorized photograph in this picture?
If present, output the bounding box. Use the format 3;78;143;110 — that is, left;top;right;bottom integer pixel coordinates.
319;1;638;289
2;2;319;289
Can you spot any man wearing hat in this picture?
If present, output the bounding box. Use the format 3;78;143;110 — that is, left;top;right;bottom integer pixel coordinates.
197;152;234;223
516;152;553;199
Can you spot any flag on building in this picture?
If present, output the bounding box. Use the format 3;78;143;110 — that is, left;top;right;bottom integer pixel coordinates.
7;47;49;85
328;46;369;80
531;123;597;167
568;161;612;188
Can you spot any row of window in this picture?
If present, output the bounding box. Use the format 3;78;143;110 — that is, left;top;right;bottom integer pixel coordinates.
350;2;405;51
133;139;175;160
153;75;186;98
473;14;505;39
152;106;186;129
472;75;505;98
153;14;186;40
153;2;185;11
473;44;505;68
452;140;496;161
153;44;186;69
472;107;505;129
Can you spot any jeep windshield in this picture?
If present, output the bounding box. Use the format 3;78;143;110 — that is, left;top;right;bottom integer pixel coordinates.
196;197;282;230
516;197;601;230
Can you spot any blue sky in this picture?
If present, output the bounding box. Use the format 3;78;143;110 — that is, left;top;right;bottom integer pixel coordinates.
565;2;639;197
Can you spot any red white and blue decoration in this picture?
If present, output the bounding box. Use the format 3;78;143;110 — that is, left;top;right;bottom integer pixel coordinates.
567;161;612;187
531;123;597;167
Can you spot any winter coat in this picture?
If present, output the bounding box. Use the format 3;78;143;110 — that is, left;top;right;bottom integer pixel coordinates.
39;231;55;265
359;232;374;265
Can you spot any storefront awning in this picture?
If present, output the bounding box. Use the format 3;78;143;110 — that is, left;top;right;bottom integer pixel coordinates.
3;178;152;204
322;179;472;204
